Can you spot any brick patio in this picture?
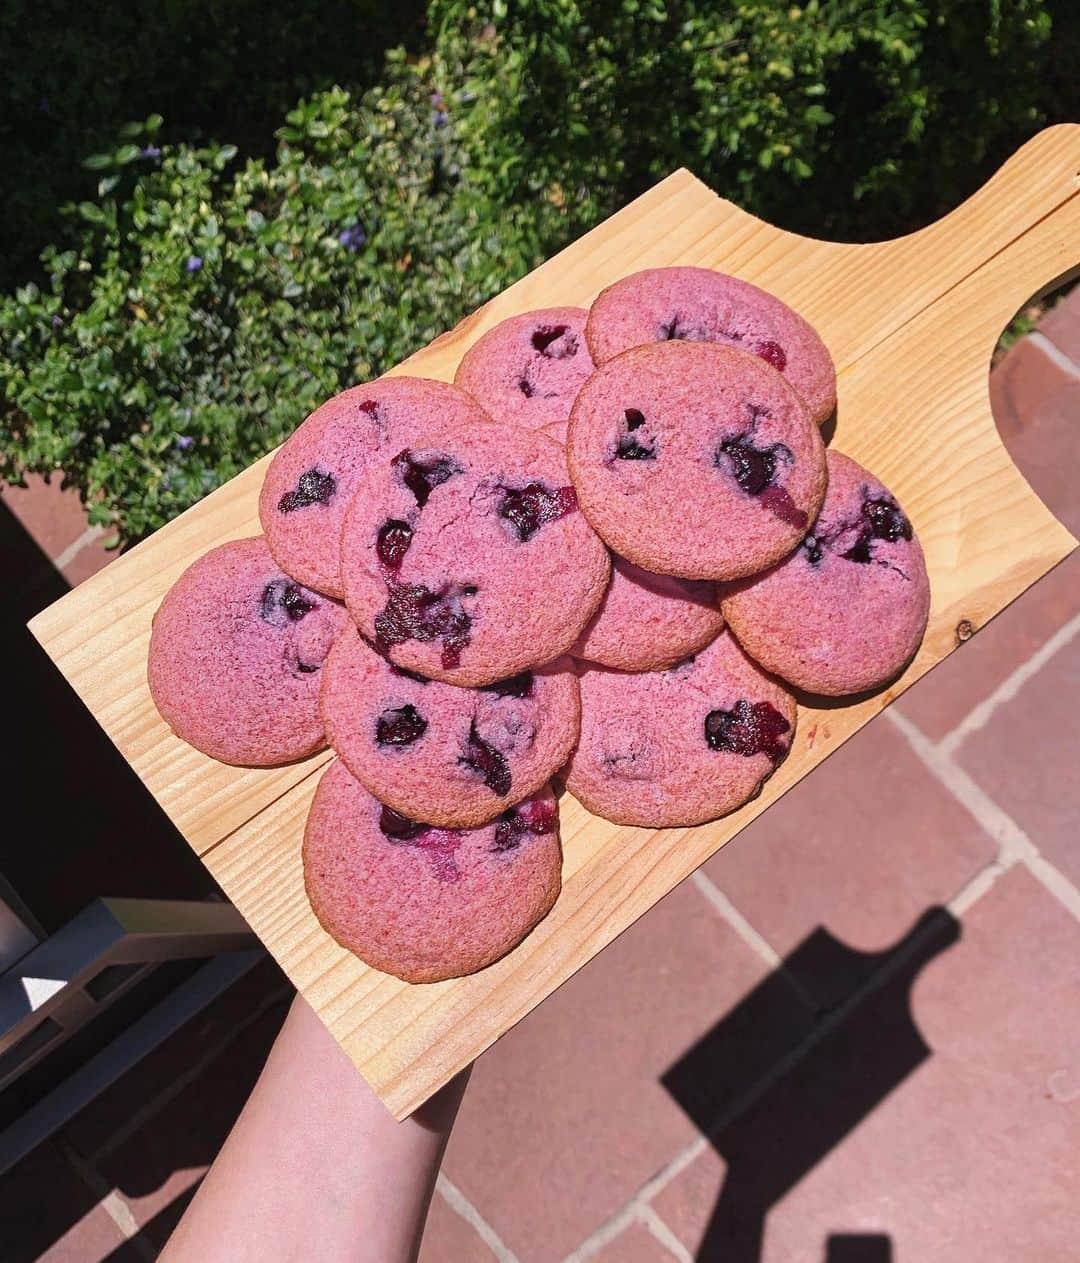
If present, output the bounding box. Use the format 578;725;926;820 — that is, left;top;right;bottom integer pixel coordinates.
2;289;1078;1262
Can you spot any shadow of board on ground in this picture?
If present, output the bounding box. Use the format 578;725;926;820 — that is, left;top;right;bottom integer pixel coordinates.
663;909;960;1263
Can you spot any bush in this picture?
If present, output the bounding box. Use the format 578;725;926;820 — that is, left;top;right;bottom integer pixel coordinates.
2;1;1075;542
1;41;536;538
433;0;1063;239
0;0;426;291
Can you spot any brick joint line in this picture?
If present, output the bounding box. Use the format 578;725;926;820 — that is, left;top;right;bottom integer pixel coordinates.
689;870;819;1013
561;1138;707;1263
637;1202;694;1261
885;708;1080;923
51;523;105;572
1029;329;1080;381
938;609;1080;757
435;1171;521;1263
58;1138;157;1260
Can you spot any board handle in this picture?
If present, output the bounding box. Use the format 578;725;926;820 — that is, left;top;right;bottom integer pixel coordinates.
899;124;1080;314
962;154;1080;355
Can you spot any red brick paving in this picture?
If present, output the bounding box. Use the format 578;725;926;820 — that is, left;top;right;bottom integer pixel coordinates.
441;880;813;1263
1000;384;1080;537
988;329;1079;449
4;306;1079;1261
1038;284;1080;365
704;718;996;1008
957;632;1080;887
36;1205;129;1263
0;473;94;561
653;870;1080;1263
60;535;117;586
649;1144;727;1258
897;549;1080;740
418;1193;499;1263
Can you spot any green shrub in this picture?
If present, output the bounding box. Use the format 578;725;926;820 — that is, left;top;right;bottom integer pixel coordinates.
1;41;539;537
2;1;1075;542
432;0;1062;239
0;0;426;291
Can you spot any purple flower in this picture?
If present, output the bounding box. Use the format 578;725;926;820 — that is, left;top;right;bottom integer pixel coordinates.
176;435;195;451
430;91;444;107
141;145;162;160
185;255;203;274
433;110;449;129
51;314;63;328
337;225;366;252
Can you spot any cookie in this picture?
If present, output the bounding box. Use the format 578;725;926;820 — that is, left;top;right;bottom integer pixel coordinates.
454;307;595;440
585;266;836;426
259;376;492;597
571;554;724;672
303;759;562;983
340;421;611;686
148;537;349;765
566;341;827;581
722;450;930;695
565;630;796;827
321;627;580;827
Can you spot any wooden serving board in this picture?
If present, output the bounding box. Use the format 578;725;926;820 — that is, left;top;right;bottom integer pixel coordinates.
29;127;1079;1118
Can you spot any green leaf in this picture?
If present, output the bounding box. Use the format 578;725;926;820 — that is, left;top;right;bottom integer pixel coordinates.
77;202;108;224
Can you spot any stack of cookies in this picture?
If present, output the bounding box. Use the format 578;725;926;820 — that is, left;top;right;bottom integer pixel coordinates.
148;267;930;983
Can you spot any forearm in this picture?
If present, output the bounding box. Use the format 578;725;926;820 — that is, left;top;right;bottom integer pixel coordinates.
161;992;469;1263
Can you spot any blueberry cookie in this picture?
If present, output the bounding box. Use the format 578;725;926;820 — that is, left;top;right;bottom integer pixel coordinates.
585;266;836;426
565;630;796;827
148;537;349;765
303;759;563;983
571;554;724;672
340;421;611;686
566;342;827;581
321;627;580;827
259;377;492;598
454;307;596;443
722;450;930;695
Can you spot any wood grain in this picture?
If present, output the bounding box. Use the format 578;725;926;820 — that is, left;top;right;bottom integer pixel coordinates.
29;126;1079;1117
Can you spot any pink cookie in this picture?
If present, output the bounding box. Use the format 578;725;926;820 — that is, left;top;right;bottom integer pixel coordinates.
148;537;349;765
585;266;836;426
303;760;562;983
321;627;580;827
571;554;724;672
340;421;611;686
259;377;492;597
722;450;931;695
566;342;826;580
565;630;796;827
454;307;596;436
